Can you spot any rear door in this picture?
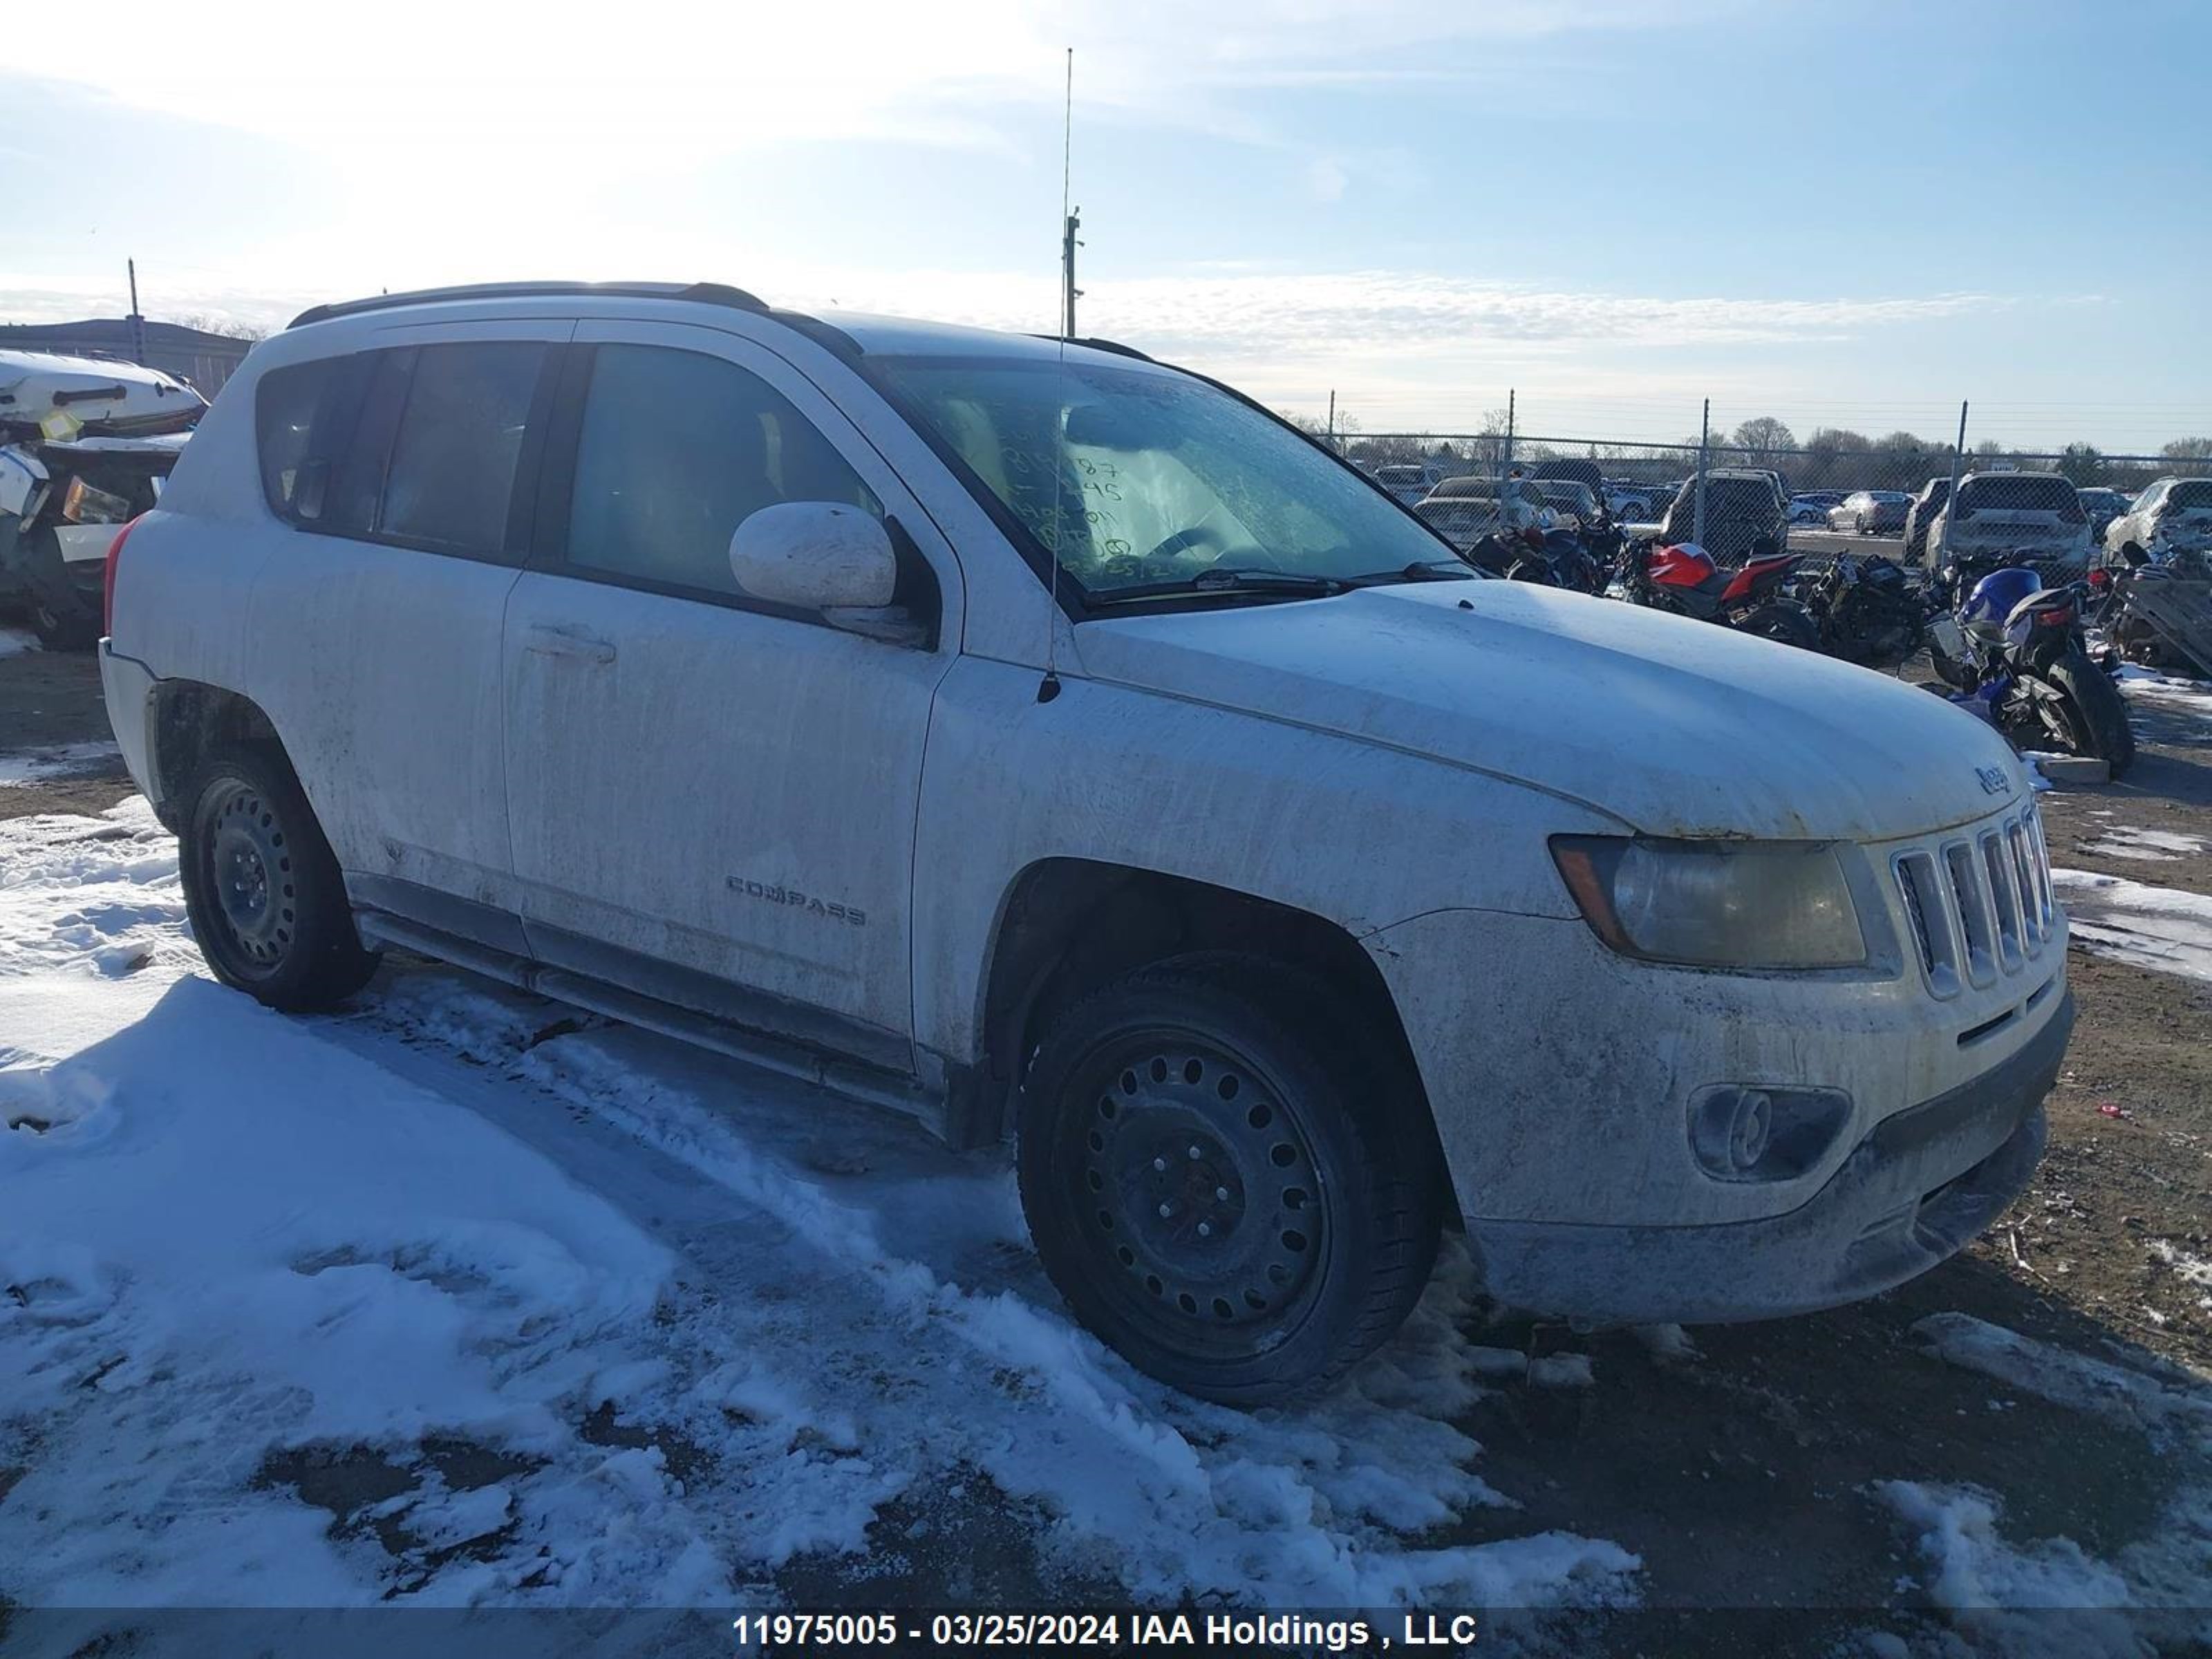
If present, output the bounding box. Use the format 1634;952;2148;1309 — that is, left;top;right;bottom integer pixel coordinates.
247;321;570;944
500;320;962;1070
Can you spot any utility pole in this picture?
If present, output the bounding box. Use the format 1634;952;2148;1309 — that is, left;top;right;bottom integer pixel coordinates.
1938;400;1969;567
1061;206;1082;339
1326;389;1335;450
1694;397;1711;547
126;259;147;366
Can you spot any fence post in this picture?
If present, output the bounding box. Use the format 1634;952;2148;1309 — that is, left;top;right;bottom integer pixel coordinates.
1938;400;1968;570
1693;398;1710;547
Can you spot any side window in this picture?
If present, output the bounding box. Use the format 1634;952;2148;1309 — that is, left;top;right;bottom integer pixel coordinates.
562;344;880;597
379;341;546;556
254;359;332;518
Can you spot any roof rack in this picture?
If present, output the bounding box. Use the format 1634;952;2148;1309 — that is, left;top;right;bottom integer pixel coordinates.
287;281;771;331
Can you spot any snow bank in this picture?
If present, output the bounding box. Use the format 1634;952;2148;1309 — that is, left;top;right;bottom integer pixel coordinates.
2079;825;2212;863
2050;867;2212;985
0;805;1642;1614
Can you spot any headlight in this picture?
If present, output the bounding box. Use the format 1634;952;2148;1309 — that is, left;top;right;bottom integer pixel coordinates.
1550;837;1866;969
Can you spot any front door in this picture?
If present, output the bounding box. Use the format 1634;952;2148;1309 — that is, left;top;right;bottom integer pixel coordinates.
501;321;959;1070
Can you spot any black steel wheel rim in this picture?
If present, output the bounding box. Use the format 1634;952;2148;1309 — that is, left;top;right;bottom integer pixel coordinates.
1062;1031;1329;1356
203;780;297;978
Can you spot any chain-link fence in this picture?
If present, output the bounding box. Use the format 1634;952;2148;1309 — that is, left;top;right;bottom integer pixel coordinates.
1322;399;2212;578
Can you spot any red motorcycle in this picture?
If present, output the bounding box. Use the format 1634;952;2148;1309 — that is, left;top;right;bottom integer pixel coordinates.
1609;537;1820;650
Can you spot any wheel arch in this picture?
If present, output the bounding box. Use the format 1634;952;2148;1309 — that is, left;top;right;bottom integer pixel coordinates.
148;680;301;830
972;859;1446;1189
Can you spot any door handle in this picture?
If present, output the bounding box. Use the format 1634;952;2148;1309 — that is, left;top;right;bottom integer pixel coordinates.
521;623;616;666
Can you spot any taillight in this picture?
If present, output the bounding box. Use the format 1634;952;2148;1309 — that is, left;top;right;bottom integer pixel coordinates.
103;514;144;637
2087;569;2113;592
2034;603;2075;629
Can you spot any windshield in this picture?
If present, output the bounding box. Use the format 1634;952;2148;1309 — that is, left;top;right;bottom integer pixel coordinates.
875;355;1459;598
1958;476;2081;516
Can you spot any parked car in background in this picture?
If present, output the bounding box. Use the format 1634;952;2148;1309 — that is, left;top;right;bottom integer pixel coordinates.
1530;457;1606;502
2076;487;2133;543
1655;469;1790;564
1788;491;1845;525
100;279;2073;1405
1528;478;1602;528
1902;476;1951;565
0;350;207;646
2102;477;2212;563
1371;464;1435;508
1606;482;1662;521
1922;472;2092;581
1827;491;1911;536
1414;476;1551;552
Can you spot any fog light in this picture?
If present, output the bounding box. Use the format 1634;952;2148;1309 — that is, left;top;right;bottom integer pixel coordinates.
1726;1089;1772;1171
1688;1085;1850;1183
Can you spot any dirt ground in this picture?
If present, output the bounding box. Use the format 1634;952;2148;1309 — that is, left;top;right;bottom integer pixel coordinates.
3;635;2206;1647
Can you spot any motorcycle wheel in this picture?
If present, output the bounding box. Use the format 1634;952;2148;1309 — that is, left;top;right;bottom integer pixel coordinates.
1738;602;1820;652
2046;654;2135;778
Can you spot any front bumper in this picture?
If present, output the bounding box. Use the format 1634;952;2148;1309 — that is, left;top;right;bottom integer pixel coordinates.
1466;990;2070;1324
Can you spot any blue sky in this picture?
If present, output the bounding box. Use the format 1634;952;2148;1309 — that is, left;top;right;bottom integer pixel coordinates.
3;0;2205;451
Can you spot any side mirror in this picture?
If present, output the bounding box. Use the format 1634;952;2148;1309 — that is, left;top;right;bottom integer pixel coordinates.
2121;542;2150;568
730;503;922;646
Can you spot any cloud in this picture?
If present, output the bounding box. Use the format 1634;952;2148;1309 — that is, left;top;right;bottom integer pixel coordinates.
0;0;1731;165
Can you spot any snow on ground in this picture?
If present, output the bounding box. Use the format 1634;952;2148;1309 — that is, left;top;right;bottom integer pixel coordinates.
2079;825;2212;863
0;624;38;659
2050;867;2212;986
0;803;1640;1620
2115;665;2212;727
0;739;122;788
1902;1313;2212;1656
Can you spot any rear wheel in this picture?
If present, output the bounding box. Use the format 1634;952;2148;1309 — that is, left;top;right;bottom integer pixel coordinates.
1017;955;1443;1406
177;748;381;1010
1738;601;1820;652
2045;655;2135;778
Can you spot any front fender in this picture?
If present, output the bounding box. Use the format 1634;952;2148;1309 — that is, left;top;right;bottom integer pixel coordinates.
910;657;1607;1062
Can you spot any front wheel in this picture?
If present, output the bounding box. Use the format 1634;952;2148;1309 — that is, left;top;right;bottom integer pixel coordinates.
1737;601;1821;652
1017;955;1443;1407
178;747;382;1011
2045;655;2135;778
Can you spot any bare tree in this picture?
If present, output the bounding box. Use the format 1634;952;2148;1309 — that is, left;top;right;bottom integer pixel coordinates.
1728;416;1797;463
167;312;271;343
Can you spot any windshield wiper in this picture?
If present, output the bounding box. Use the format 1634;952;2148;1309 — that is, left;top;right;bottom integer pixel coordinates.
1347;559;1482;586
1086;568;1351;604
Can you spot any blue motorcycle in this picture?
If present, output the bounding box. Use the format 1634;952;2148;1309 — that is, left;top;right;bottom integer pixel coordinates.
1927;562;2135;777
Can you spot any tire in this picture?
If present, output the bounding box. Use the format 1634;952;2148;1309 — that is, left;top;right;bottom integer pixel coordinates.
1738;601;1821;652
1016;953;1444;1407
176;747;381;1011
2046;655;2135;778
31;597;98;651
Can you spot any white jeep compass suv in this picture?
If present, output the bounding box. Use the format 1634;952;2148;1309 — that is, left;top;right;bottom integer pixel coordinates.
99;282;2072;1404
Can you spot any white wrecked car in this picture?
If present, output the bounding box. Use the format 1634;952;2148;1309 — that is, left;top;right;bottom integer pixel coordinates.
100;283;2071;1404
2103;477;2212;563
1;350;206;646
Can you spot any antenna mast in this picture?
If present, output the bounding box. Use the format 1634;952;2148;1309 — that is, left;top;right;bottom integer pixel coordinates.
1040;46;1075;703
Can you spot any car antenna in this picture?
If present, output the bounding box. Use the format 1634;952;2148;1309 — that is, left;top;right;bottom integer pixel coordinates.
1039;46;1075;706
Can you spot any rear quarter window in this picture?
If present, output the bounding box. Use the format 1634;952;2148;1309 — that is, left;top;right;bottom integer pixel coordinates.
254;359;337;519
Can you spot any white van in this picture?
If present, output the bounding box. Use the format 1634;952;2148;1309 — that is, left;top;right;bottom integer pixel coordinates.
100;283;2071;1404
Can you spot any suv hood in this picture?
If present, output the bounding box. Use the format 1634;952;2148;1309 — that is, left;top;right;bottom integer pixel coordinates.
1076;581;2025;843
